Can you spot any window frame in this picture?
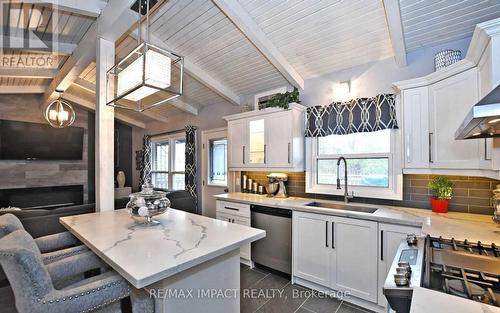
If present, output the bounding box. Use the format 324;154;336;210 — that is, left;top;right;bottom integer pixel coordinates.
208;137;228;187
150;132;186;191
305;129;403;200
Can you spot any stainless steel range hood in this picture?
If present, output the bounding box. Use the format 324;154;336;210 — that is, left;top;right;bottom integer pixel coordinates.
456;84;500;139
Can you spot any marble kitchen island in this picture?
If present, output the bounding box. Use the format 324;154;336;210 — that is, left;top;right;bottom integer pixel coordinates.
60;209;265;313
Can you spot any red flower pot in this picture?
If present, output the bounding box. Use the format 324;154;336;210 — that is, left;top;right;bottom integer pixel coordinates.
431;198;449;213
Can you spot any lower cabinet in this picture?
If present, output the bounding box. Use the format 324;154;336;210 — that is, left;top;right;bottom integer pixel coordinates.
293;211;332;287
293;211;378;303
377;223;422;307
215;200;251;263
293;212;423;307
332;216;378;302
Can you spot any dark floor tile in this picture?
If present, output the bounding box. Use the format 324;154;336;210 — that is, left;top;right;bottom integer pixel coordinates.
241;273;291;313
241;263;250;272
295;307;315;313
241;268;267;289
337;302;373;313
259;283;309;313
302;293;341;313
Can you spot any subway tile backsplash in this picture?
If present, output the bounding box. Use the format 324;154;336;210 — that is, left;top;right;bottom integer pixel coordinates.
241;172;499;215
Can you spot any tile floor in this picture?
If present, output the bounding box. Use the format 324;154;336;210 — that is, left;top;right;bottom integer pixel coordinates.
240;264;375;313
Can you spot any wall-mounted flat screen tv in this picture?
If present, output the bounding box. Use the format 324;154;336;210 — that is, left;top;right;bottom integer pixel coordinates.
0;119;84;160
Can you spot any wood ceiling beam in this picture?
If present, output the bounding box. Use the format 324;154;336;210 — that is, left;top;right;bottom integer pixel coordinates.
129;30;240;106
12;0;107;17
62;91;146;128
0;67;58;79
71;78;171;123
383;0;407;67
41;0;137;106
211;0;305;89
0;85;46;94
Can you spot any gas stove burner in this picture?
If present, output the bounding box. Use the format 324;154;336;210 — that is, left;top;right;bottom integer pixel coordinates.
447;279;488;301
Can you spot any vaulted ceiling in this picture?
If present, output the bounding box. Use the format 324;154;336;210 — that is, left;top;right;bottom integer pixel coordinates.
2;0;500;127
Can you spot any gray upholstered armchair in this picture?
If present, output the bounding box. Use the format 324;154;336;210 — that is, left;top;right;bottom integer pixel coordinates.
0;230;154;313
0;213;87;261
0;213;89;288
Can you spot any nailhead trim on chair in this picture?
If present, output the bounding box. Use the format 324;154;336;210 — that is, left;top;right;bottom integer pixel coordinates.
2;250;135;313
43;246;88;262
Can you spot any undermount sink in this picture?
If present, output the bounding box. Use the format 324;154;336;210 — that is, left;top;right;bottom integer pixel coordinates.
305;202;379;214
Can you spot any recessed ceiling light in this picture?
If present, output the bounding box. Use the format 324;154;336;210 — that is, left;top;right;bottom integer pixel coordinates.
472;132;481;136
488;118;500;124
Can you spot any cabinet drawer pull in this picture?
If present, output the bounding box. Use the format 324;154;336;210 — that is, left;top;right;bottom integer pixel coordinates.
224;206;239;211
288;143;291;164
325;221;328;247
380;230;384;261
243;146;246;164
428;132;433;163
264;144;266;164
331;222;335;249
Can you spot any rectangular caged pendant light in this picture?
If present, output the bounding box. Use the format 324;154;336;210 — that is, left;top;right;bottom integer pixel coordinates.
106;0;183;112
106;42;183;112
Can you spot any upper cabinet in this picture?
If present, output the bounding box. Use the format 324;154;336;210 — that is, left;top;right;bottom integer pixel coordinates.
428;68;491;169
224;103;305;171
396;18;500;178
399;67;488;171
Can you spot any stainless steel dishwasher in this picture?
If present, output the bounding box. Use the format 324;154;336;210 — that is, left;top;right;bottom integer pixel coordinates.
250;205;292;275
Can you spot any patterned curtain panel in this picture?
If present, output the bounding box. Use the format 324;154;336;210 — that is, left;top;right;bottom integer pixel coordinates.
305;94;398;137
139;135;152;187
185;126;198;206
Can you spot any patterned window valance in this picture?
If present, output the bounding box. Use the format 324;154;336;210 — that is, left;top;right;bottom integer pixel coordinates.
305;94;398;137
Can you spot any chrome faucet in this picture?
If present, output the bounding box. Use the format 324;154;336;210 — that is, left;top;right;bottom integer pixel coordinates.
337;157;354;203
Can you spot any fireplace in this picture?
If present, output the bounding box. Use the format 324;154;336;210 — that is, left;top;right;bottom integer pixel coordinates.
0;185;84;209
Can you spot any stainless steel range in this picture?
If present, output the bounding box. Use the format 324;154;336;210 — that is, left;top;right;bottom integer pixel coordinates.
383;235;500;313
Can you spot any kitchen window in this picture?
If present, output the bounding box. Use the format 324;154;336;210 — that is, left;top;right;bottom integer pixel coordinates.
306;129;403;200
208;138;228;186
151;133;185;190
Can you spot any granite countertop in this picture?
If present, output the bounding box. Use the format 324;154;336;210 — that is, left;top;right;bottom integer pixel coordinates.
60;209;265;288
410;287;500;313
215;193;500;243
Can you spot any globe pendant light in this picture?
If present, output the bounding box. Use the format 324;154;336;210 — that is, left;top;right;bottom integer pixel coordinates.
106;0;183;112
44;89;76;128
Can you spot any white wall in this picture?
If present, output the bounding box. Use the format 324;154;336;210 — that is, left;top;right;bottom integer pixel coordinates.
300;37;471;106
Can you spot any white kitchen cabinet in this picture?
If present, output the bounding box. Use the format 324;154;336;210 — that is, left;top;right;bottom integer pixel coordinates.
227;119;248;168
265;110;294;168
292;211;332;287
377;223;422;307
396;66;493;174
402;87;430;169
330;216;378;302
428;68;490;169
215;200;251;263
224;103;305;171
293;212;378;303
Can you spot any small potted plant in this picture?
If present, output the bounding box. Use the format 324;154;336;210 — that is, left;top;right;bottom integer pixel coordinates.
428;176;453;213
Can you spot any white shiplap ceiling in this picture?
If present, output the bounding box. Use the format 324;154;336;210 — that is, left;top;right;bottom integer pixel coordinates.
239;0;394;79
148;0;289;95
4;0;500;124
400;0;500;52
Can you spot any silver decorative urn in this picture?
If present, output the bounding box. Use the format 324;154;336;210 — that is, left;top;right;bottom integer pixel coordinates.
126;183;170;226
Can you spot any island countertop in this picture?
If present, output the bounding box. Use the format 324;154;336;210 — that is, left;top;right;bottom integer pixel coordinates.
215;193;500;243
60;209;265;288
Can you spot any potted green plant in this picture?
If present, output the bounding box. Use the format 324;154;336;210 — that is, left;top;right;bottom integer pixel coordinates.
259;87;300;110
428;176;453;213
